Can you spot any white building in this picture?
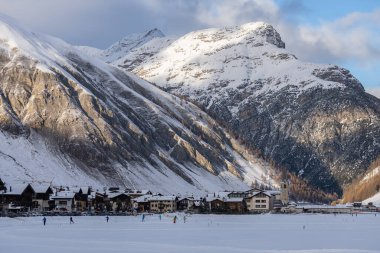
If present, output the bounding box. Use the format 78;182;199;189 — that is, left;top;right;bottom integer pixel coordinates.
149;196;177;213
245;191;272;212
50;191;76;212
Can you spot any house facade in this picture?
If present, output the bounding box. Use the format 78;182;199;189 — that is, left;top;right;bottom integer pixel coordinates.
245;191;272;212
150;196;177;213
177;197;195;211
50;191;76;212
32;184;54;212
2;184;35;211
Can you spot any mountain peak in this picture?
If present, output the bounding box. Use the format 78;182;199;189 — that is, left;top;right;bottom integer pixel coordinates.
239;22;285;48
144;28;165;38
101;28;165;62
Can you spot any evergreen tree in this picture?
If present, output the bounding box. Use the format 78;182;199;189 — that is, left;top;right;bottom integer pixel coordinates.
0;178;5;191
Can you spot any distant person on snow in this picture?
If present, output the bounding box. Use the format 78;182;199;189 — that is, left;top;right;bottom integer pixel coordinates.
70;217;75;224
43;217;46;226
173;215;177;224
141;214;145;222
159;214;162;221
183;216;186;223
106;216;109;223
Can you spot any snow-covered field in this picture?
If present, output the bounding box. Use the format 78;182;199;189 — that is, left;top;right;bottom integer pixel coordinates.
0;214;379;253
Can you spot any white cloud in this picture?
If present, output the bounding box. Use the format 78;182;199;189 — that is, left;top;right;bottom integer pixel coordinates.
195;0;279;28
291;9;380;63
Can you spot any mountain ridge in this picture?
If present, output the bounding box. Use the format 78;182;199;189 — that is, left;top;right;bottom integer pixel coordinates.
107;21;380;196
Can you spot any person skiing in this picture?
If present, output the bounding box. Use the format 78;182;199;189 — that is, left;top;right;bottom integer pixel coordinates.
141;214;145;222
106;216;109;223
70;216;74;224
183;216;186;223
43;217;46;226
173;215;177;224
159;214;162;221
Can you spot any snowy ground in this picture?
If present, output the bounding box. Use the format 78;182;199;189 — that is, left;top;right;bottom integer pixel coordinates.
0;214;379;253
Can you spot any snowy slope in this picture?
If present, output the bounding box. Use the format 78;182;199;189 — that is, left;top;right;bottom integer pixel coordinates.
113;36;175;71
0;15;277;193
101;28;165;63
0;131;103;188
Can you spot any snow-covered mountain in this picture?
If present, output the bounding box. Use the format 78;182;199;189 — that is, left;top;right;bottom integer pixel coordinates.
76;28;167;64
0;15;276;193
110;22;380;195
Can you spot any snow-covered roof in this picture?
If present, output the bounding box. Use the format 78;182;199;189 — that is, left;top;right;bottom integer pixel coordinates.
50;191;75;199
265;190;281;195
206;191;231;199
178;197;194;201
108;192;130;199
224;197;244;203
149;195;177;201
127;189;151;195
2;183;32;195
133;195;153;203
31;183;52;194
205;197;224;202
249;191;272;198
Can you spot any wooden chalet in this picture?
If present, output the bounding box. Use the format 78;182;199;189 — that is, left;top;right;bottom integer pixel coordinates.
177;197;195;211
224;198;245;213
31;184;54;211
1;184;35;211
108;192;132;212
72;187;91;212
132;195;152;212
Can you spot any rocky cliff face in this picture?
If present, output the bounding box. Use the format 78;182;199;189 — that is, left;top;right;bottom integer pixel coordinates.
115;22;380;195
0;17;275;193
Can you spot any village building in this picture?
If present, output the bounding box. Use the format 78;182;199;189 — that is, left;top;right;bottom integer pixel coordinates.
293;204;352;214
126;189;152;199
72;187;91;212
31;184;54;212
225;198;245;213
245;191;272;212
177;197;195;211
92;191;110;212
206;197;225;213
229;191;250;198
132;195;152;212
50;191;76;212
150;196;177;213
108;192;132;212
1;184;35;211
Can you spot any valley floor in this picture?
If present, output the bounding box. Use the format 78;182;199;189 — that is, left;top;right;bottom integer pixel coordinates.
0;214;379;253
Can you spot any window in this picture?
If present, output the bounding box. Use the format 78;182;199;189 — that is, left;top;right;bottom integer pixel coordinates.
255;205;260;208
261;200;266;203
255;200;260;203
261;205;266;208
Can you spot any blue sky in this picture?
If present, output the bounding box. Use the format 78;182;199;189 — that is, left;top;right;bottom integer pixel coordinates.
0;0;379;90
